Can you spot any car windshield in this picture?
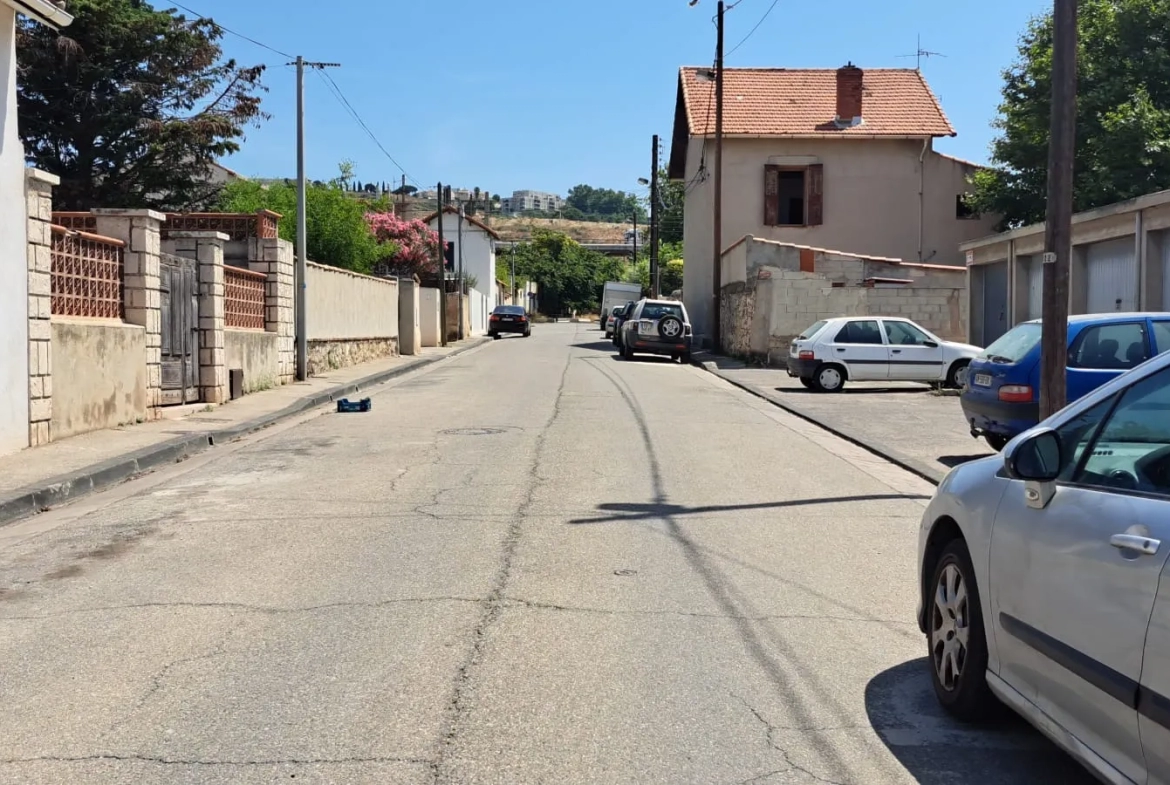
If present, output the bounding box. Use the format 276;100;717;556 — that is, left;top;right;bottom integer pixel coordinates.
979;323;1041;363
493;306;525;315
798;320;828;340
640;303;684;321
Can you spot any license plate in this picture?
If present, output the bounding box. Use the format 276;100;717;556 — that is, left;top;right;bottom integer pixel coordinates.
502;316;514;321
974;373;992;387
639;323;655;335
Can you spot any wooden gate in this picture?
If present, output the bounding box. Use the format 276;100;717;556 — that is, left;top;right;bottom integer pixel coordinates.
159;253;199;405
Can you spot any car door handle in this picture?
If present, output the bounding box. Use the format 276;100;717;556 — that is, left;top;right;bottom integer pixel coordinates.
1110;534;1161;556
892;349;903;354
836;348;846;352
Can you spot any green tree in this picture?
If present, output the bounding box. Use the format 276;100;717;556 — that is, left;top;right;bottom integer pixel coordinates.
565;184;647;222
657;171;685;244
512;230;625;314
218;179;384;273
973;0;1170;228
17;0;266;210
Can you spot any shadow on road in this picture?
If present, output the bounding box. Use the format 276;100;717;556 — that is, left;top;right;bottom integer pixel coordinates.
569;494;930;525
774;386;928;396
937;454;992;469
864;659;1096;784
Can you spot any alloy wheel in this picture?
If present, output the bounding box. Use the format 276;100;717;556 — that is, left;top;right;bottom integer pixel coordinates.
931;563;970;692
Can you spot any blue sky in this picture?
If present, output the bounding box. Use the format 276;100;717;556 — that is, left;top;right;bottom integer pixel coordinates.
189;0;1050;197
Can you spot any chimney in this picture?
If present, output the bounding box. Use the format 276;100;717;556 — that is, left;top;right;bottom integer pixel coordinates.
835;63;864;127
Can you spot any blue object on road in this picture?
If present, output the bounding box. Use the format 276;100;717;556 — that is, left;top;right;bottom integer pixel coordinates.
336;398;372;413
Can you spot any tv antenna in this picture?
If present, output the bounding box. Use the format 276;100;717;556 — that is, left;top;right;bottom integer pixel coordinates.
898;35;946;71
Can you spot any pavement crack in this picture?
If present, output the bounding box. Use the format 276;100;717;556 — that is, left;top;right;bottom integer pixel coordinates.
735;694;852;785
0;597;482;621
499;596;915;626
0;753;432;768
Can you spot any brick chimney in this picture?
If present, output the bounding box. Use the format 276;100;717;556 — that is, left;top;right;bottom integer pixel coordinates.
835;63;864;127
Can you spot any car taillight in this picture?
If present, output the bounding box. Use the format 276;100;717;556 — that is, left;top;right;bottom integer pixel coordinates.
490;315;499;321
799;350;815;360
999;385;1033;403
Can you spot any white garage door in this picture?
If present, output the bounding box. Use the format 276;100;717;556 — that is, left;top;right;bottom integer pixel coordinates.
1022;256;1043;319
1086;237;1137;313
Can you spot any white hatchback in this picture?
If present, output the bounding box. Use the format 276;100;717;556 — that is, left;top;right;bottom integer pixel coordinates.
787;316;981;392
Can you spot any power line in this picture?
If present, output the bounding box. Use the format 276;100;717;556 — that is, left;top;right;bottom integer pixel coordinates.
170;2;294;59
315;70;419;186
726;0;780;57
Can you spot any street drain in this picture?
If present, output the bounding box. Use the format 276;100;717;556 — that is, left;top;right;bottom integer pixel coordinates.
441;427;507;436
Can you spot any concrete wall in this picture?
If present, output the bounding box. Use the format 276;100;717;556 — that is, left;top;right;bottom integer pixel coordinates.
0;7;27;454
51;320;147;439
445;293;470;342
225;329;280;394
304;262;399;374
420;287;441;347
682;137;998;339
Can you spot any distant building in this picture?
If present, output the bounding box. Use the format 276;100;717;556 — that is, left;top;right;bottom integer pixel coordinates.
501;190;564;215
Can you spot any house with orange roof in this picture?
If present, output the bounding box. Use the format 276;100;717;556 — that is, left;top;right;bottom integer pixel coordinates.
668;63;999;340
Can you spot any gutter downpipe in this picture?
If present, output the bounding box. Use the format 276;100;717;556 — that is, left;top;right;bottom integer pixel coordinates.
919;137;929;264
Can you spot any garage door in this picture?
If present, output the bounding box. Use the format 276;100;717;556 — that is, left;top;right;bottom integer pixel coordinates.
1086;237;1137;313
1022;255;1043;320
1162;231;1170;310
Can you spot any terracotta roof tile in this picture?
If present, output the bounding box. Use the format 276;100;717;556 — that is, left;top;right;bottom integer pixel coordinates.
680;67;955;138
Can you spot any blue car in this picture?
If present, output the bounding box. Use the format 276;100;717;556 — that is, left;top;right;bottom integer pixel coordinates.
961;313;1170;450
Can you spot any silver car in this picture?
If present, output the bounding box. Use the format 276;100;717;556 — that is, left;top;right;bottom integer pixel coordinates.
917;349;1170;784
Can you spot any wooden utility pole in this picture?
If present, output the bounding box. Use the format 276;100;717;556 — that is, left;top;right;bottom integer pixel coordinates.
436;181;448;347
650;134;661;298
1039;0;1078;419
711;0;725;349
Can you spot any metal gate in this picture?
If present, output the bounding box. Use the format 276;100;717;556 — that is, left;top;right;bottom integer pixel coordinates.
981;261;1009;346
159;253;199;405
1086;237;1137;313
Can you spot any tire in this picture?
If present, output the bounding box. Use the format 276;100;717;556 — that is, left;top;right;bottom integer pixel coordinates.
658;315;684;340
984;433;1010;452
524;329;531;338
622;342;635;360
799;378;815;390
927;539;996;722
490;332;499;340
811;364;846;393
680;352;692;364
946;360;971;389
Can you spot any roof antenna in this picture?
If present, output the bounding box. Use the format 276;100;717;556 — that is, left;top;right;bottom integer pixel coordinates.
898;34;946;71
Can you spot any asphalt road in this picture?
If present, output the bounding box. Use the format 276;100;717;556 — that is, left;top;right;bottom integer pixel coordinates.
0;324;1093;784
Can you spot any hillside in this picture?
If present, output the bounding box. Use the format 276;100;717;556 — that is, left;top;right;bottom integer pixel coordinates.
488;217;632;244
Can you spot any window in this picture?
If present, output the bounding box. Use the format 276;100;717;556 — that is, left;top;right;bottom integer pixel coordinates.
884;320;934;346
641;303;684;321
956;194;980;220
1071;367;1170;497
1053;396;1119;481
798;320;829;340
980;322;1042;363
834;320;884;345
764;164;823;227
494;306;526;316
1069;322;1150;370
1153;321;1170;353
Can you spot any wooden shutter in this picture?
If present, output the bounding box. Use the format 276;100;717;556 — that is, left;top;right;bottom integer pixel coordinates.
764;165;780;226
806;164;824;226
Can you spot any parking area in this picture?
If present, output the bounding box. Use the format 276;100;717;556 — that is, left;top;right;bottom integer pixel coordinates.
704;360;993;483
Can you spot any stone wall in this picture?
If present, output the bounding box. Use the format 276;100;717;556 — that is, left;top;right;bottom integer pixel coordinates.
307;337;399;376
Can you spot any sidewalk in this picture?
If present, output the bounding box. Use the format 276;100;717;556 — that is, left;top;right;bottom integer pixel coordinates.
692;352;992;484
0;338;489;525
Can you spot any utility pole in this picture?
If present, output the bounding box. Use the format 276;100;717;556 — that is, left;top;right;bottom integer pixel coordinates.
511;244;517;306
711;0;725;349
650;134;661;298
291;56;340;381
1039;0;1078;419
436;181;448;347
457;202;465;339
632;210;638;273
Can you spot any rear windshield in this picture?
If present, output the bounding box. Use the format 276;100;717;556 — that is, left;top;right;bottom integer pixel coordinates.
799;320;828;340
493;306;525;315
980;323;1042;363
641;303;684;321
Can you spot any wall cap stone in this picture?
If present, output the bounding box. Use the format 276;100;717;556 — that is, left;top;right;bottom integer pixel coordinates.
164;230;231;242
25;168;60;186
92;208;167;222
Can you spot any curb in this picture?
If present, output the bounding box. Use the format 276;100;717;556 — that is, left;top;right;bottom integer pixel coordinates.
0;338;489;527
692;358;945;486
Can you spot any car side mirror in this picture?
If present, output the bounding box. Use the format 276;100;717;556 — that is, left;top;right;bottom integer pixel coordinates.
1005;428;1062;482
923;340;939;348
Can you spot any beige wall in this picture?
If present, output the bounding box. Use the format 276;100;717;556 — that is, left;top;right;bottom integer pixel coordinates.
51;319;147;439
420;287;441;347
306;262;399;341
225;329;280;394
683;137;997;338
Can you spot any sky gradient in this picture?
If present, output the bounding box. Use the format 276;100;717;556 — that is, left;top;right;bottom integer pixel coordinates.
185;0;1051;197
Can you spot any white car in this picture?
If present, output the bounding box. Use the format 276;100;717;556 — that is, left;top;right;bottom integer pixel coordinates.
787;316;981;392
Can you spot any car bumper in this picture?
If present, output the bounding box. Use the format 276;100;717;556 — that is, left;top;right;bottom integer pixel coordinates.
491;321;529;334
960;393;1039;438
787;357;818;378
626;335;691;355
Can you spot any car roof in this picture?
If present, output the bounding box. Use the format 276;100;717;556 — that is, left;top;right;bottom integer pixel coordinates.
639;298;684;306
1020;312;1170;326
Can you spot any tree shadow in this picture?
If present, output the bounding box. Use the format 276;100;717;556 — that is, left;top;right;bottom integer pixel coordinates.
774;386;929;396
864;659;1096;784
938;455;992;469
569;494;930;525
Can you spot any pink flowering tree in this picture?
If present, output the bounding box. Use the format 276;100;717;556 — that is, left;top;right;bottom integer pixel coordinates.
367;212;440;278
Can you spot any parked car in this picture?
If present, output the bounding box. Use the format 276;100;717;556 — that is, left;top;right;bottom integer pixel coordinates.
786;316;980;393
962;313;1170;451
612;300;637;348
604;304;626;339
488;305;531;339
916;349;1170;784
618;299;692;362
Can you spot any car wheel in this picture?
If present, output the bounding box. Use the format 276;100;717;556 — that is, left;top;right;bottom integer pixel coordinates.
811;364;846;393
658;315;684;340
799;378;815;390
490;332;499;340
946;360;971;389
524;329;531;338
622;342;635;360
984;433;1010;452
928;539;996;721
680;352;692;364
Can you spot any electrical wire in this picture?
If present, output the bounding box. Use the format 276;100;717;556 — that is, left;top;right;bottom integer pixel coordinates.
726;0;780;57
170;2;294;59
315;70;420;186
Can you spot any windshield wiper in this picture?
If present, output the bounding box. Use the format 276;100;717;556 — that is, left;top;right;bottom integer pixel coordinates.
986;354;1016;364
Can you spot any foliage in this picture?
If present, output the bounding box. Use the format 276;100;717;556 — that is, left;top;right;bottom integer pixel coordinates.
366;212;439;278
17;0;267;210
566;184;648;222
657;171;685;244
218;179;385;274
972;0;1170;228
511;230;626;314
622;246;684;295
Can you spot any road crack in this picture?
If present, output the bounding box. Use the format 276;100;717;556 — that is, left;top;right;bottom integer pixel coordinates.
499;596;916;626
735;694;852;785
0;597;482;621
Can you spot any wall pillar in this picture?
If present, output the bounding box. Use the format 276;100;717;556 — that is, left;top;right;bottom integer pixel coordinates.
398;278;422;355
250;237;295;384
26;169;56;447
93;209;165;409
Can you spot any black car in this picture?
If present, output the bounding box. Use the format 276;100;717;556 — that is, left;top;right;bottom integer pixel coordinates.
489;305;531;339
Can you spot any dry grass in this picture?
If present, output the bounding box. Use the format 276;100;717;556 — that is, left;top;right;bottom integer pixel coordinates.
488;217;632;244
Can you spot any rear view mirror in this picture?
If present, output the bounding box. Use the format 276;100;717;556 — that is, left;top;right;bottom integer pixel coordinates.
1006;429;1062;482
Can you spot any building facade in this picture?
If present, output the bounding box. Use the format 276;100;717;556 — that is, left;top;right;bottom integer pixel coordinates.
425;207;499;335
501;190;564;214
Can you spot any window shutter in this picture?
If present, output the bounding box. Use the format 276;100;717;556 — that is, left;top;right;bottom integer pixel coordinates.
807;164;824;226
764;165;780;226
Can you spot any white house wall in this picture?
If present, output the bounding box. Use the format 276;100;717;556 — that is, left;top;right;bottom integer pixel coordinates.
432;212;497;320
0;5;28;454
